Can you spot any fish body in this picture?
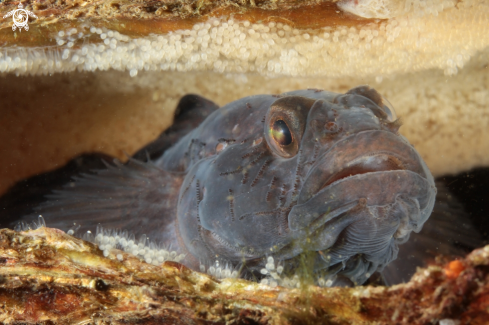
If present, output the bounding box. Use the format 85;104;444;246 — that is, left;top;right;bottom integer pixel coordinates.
5;87;437;285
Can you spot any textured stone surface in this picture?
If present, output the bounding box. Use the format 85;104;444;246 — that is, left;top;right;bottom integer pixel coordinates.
0;0;487;77
0;226;487;324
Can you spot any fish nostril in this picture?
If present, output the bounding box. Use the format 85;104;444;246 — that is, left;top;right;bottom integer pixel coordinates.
216;143;226;153
252;137;263;146
216;138;236;153
325;122;338;132
310;119;341;137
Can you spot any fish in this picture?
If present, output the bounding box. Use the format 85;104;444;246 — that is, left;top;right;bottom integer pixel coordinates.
1;86;442;286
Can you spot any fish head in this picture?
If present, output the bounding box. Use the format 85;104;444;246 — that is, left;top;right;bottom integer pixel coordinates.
176;86;436;284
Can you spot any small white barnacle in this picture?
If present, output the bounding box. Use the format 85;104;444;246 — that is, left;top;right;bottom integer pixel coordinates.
337;0;398;19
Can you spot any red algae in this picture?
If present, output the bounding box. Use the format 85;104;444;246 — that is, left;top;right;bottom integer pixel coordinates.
445;260;465;279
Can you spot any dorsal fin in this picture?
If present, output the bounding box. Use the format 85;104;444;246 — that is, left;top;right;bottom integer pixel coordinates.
133;94;219;161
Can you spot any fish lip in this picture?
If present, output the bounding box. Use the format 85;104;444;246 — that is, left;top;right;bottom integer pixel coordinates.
297;130;431;205
316;153;408;194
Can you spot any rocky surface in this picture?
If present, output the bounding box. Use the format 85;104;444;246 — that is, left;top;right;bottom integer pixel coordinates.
0;226;487;324
0;0;487;77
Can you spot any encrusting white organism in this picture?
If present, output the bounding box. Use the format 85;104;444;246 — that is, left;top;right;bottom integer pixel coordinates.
15;216;185;265
88;225;185;264
258;256;338;288
14;216;337;288
199;259;240;279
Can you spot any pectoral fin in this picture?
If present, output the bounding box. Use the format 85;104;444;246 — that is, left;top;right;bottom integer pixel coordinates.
8;158;183;247
383;181;483;285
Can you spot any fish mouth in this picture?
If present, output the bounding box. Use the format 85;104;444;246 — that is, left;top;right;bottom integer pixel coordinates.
318;153;405;191
297;130;431;206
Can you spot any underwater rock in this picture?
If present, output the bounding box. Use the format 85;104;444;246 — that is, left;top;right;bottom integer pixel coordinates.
0;0;487;77
0;226;487;324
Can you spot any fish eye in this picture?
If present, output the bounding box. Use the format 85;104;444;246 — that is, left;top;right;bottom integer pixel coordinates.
264;96;316;158
271;119;293;146
267;115;298;157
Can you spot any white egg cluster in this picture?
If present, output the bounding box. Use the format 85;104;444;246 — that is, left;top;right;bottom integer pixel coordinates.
258;256;336;289
14;215;46;232
317;277;335;288
15;216;347;286
84;225;185;265
0;0;486;78
199;259;239;279
54;28;88;49
259;257;289;288
14;216;183;265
